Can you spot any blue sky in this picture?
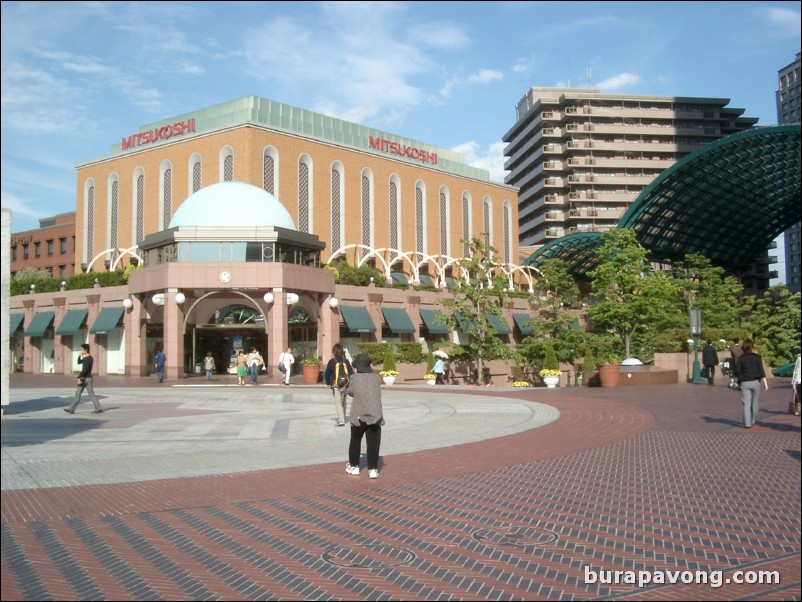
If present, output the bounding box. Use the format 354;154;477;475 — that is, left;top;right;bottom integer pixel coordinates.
2;1;800;234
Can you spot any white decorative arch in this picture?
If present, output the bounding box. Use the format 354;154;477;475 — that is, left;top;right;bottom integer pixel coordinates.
180;290;266;335
84;246;144;272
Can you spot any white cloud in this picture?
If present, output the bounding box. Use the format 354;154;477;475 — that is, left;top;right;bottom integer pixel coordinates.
597;72;642;91
762;7;802;34
453;140;509;184
1;191;49;221
467;69;504;85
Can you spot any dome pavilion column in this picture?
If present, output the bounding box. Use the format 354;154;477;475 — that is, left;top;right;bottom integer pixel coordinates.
268;289;289;378
164;289;185;381
123;295;148;376
318;292;340;365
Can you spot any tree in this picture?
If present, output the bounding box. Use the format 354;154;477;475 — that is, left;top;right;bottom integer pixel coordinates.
587;229;681;358
672;253;744;329
742;285;801;367
439;236;514;385
531;258;584;364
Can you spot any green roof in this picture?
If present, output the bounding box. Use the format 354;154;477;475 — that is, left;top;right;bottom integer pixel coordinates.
339;306;376;333
90;307;125;334
56;309;88;336
381;307;416;333
24;311;55;337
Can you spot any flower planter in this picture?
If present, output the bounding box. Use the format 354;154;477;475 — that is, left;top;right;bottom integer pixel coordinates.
543;375;560;389
382;375;396;386
426;379;437;386
598;364;620;388
302;364;321;384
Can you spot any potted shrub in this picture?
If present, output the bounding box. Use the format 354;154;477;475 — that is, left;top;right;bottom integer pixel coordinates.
540;343;561;388
598;353;621;388
582;345;598;387
301;356;321;384
380;345;399;385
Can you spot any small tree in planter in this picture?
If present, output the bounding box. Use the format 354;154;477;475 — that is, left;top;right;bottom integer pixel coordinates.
582;345;598;387
540;342;561;387
380;345;399;382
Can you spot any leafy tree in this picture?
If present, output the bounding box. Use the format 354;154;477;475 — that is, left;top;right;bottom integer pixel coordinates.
587;229;681;358
328;260;382;286
13;267;51;281
439;236;514;384
530;258;584;363
672;253;744;329
742;285;801;367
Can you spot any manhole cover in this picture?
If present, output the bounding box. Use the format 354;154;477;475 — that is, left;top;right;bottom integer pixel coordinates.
322;544;416;569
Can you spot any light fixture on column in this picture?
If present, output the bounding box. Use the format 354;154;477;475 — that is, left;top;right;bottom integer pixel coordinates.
122;297;133;309
174;292;186;305
152;293;165;306
60;280;67;288
263;292;275;304
328;296;339;309
29;284;35;292
286;292;300;305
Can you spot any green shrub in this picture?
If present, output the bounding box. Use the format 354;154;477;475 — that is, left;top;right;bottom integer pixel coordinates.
356;342;390;365
543;342;559;371
395;342;424;363
382;345;397;371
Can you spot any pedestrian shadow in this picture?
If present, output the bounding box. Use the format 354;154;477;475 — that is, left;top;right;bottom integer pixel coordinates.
701;415;801;433
2;395;106;415
786;449;801;462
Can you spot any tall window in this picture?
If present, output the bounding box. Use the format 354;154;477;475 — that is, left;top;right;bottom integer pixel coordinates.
462;192;471;256
439;186;449;261
263;147;278;196
298;155;312;233
135;170;145;244
503;202;512;264
415;183;424;255
85;181;95;263
220;146;234;182
330;163;344;253
189;153;202;194
160;162;172;230
361;170;373;256
483;196;492;247
389;176;400;256
109;175;119;253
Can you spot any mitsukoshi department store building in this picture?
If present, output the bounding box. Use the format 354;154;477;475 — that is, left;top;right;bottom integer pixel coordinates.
11;96;528;380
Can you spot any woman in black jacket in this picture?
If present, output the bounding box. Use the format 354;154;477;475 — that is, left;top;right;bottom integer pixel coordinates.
734;339;768;428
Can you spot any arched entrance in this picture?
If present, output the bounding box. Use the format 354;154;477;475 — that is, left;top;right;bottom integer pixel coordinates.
288;306;317;367
186;304;267;375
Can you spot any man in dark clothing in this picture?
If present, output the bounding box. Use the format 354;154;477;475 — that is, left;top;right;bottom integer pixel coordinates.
702;340;719;385
65;344;103;414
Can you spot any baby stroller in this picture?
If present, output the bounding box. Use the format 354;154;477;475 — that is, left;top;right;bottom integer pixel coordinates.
721;358;739;390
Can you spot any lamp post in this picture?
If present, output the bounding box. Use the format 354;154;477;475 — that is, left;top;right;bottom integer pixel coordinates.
690;307;706;384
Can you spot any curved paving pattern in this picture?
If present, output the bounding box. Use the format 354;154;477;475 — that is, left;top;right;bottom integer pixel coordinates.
2;376;800;600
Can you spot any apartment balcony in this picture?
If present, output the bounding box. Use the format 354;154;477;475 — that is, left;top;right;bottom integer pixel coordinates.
544;227;566;239
544;160;561;170
541;111;561;120
545;211;563;221
544;194;567;205
542;127;560;136
569;208;599;217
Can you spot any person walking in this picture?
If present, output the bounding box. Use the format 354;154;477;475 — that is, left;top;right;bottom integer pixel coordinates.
247;347;263;385
734;338;769;429
325;343;354;427
433;356;446;385
278;347;295;385
729;338;743;369
235;349;248;386
344;354;384;479
64;344;103;414
203;351;216;381
153;347;166;383
701;340;719;385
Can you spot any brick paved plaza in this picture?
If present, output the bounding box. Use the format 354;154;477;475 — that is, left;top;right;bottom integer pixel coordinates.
2;374;800;601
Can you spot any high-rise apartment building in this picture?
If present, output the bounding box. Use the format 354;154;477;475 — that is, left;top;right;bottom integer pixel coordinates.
776;52;801;293
503;88;757;249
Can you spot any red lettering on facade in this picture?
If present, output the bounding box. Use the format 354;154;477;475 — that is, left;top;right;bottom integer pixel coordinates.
368;136;438;165
121;119;195;150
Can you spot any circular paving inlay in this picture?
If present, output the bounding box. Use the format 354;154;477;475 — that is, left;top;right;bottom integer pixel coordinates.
322;544;416;569
472;525;559;547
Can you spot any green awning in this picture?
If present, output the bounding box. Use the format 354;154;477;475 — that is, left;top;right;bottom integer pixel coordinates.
56;309;89;336
390;272;409;285
24;311;55;337
455;312;476;331
445;277;457;288
419;309;450;334
90;307;125;334
339;306;376;333
381;307;416;333
9;313;24;334
487;314;511;335
418;274;434;286
513;313;535;335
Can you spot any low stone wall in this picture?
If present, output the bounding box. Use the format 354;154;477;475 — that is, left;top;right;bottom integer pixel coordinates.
617;365;678;387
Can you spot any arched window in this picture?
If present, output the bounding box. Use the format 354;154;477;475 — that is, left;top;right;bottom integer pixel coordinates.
188;153;202;194
503;201;512;264
213;305;264;325
439;185;450;262
389;175;401;257
483;196;492;247
263;146;278;196
108;174;119;254
299;154;313;233
331;162;344;253
160;160;173;230
133;168;144;245
219;145;234;182
361;169;374;256
415;181;426;256
462;191;472;256
84;180;95;264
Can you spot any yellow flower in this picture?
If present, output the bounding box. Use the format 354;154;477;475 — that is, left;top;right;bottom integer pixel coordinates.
539;368;561;377
380;370;399;377
513;381;530;387
424;373;437;380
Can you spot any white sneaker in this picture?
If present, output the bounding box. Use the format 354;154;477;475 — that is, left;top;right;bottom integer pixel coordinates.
345;464;359;475
368;469;379;479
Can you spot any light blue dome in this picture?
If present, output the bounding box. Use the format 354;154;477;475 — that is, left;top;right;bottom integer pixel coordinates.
168;181;296;230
